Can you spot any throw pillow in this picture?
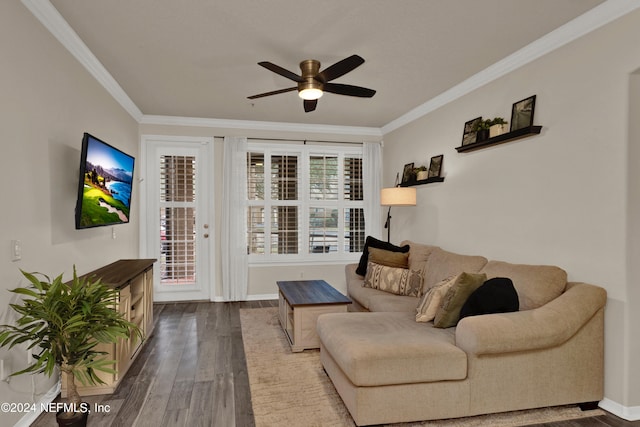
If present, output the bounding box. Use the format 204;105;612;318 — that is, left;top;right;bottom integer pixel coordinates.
433;272;487;328
459;277;519;319
416;275;457;322
405;268;425;298
368;247;409;269
363;262;410;295
356;236;410;276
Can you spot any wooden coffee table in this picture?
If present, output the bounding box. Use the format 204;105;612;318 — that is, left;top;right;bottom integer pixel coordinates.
277;280;351;352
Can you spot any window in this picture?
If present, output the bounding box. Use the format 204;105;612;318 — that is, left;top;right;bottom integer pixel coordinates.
159;155;197;283
247;143;365;262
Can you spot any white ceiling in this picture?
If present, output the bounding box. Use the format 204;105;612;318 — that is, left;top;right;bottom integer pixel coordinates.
30;0;629;130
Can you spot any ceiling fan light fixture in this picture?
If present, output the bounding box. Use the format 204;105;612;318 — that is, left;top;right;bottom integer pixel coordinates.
299;87;323;100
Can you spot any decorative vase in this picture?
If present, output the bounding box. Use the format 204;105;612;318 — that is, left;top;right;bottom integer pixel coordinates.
416;171;429;181
489;123;508;138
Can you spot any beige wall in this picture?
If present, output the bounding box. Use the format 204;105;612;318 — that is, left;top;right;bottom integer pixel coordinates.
627;70;640;407
382;9;640;414
0;2;139;425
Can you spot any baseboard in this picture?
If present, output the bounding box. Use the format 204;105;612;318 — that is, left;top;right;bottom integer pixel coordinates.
14;380;60;427
210;293;278;302
246;293;278;301
599;398;640;421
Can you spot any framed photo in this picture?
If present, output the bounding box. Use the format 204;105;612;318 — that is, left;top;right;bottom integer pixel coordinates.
427;155;443;178
462;117;482;146
510;95;536;132
401;162;414;184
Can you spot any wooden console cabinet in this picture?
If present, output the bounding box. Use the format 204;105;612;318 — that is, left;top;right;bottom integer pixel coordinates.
62;259;156;396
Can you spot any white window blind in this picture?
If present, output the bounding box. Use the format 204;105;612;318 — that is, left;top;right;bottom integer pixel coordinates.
246;143;365;262
159;155;197;284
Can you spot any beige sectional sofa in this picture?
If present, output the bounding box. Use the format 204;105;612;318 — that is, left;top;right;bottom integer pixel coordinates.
316;241;606;426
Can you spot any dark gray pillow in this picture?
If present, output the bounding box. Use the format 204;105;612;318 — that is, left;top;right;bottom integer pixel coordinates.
356;236;410;276
459;277;519;319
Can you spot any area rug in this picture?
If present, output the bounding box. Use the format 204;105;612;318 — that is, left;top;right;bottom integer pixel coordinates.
240;307;604;427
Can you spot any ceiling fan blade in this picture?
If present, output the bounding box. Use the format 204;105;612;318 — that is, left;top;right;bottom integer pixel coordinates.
323;83;376;98
304;99;317;112
258;61;304;82
248;87;297;99
316;54;365;83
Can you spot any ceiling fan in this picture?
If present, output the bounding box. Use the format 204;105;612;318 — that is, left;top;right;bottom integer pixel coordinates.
247;54;376;112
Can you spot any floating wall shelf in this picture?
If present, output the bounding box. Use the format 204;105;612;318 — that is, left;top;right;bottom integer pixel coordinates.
399;176;445;187
455;126;543;153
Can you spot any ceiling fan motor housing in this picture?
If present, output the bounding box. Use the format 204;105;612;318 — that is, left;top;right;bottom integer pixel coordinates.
299;60;324;90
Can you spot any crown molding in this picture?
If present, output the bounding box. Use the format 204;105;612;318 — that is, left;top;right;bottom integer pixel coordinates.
21;0;143;122
139;115;383;138
381;0;640;135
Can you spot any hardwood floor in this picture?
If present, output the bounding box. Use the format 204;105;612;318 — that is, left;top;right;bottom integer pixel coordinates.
31;301;640;427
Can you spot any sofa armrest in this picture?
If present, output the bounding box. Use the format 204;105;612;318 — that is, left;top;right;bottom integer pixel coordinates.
455;282;606;355
346;263;363;280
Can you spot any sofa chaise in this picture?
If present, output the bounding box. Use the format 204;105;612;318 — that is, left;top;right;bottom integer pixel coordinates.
316;241;606;426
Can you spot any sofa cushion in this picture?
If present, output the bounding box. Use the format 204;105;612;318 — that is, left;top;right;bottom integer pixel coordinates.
424;247;488;291
364;262;411;295
347;279;381;310
400;241;438;293
415;275;456;322
356;236;410;276
369;293;421;312
317;311;467;386
480;261;567;310
460;277;519;319
434;272;487;328
369;247;409;269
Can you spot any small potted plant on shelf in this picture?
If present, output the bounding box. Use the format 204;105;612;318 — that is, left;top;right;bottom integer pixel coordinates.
472;119;492;142
489;117;509;138
414;166;429;181
0;268;140;427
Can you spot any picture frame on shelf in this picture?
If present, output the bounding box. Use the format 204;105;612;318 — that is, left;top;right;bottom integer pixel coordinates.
510;95;536;132
462;117;482;146
401;162;414;185
428;155;443;178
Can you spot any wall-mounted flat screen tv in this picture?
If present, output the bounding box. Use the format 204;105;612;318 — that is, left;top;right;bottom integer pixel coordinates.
75;133;135;229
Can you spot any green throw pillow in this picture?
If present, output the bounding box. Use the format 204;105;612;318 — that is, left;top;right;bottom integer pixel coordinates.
433;272;487;328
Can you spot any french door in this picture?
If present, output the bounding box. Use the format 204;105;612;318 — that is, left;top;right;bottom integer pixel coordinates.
141;136;213;302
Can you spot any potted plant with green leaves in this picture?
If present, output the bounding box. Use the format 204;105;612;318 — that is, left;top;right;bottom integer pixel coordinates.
472;119;492;142
0;268;140;427
489;117;509;138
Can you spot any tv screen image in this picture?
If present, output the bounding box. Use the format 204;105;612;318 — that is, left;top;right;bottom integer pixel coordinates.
75;133;135;229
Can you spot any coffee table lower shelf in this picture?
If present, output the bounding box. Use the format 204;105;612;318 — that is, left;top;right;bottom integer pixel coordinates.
277;280;351;352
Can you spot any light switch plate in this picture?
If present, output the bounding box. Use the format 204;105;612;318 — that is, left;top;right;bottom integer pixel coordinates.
11;239;21;261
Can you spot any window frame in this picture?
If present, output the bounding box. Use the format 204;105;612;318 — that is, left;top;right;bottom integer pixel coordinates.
247;142;365;265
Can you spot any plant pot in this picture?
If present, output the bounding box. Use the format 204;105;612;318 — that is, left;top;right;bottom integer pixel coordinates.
476;129;489;142
56;406;89;427
489;123;508;138
416;171;429;181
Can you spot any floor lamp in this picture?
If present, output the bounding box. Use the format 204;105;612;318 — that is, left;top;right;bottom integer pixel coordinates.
381;186;416;243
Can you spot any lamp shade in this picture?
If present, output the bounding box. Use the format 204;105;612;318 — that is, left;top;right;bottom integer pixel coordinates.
380;187;416;206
